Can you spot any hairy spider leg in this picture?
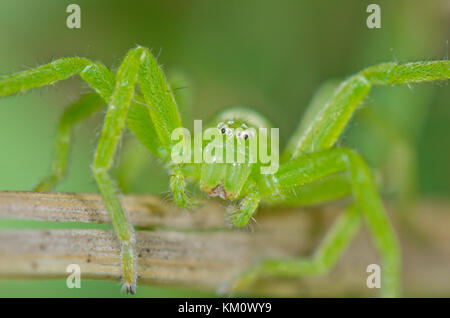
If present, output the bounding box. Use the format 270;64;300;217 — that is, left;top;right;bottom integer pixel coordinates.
0;58;114;189
228;60;449;296
0;54;140;292
34;93;104;191
32;60;164;191
0;49;190;195
91;46;189;292
284;61;450;160
230;147;401;297
0;55;140;291
224;60;449;228
90;47;148;294
0;47;190;293
225;203;361;291
281;80;339;162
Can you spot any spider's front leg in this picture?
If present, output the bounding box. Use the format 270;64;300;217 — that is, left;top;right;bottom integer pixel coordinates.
0;51;147;291
1;46;189;292
226;148;400;297
136;49;192;209
34;65;189;194
89;46;189;292
90;47;148;293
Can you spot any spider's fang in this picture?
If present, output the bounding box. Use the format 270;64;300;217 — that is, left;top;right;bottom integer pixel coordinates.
206;184;229;200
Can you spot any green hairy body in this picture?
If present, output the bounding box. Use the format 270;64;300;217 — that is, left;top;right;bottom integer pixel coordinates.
0;46;448;296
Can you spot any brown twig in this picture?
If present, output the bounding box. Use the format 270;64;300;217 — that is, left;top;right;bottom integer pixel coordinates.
0;191;449;296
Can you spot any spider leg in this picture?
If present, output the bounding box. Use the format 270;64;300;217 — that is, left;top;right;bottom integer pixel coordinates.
282;79;339;161
224;203;361;293
136;49;195;209
1;58;116;191
283;61;449;160
121;72;192;193
0;58;114;100
34;92;105;191
126;69;191;161
1;49;192;291
126;94;167;160
23;59;169;193
169;166;195;209
90;47;151;294
263;173;352;207
229;147;401;297
227;186;261;227
168;71;192;127
0;50;148;292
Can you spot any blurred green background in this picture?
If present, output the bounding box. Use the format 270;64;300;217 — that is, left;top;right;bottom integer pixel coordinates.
0;0;448;297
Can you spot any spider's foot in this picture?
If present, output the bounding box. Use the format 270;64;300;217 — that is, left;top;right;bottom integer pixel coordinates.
216;266;261;296
170;172;200;210
226;194;260;228
172;190;199;210
33;178;55;192
120;241;137;295
174;193;196;210
121;282;136;295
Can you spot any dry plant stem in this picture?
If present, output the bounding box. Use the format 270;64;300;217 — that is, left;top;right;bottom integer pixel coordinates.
1;191;450;296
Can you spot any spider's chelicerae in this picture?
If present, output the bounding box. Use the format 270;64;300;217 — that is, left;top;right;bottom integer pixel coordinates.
0;46;448;296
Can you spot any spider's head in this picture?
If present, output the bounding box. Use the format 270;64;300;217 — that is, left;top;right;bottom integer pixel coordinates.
216;119;255;141
199;119;259;201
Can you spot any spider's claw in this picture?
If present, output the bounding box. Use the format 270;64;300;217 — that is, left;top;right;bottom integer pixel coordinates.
120;241;137;295
121;282;136;295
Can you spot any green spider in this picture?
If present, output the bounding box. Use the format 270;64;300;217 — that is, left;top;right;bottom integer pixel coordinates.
0;46;448;296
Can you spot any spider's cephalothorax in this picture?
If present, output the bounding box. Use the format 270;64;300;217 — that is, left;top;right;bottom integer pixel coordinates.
200;119;259;200
180;112;279;226
0;45;448;296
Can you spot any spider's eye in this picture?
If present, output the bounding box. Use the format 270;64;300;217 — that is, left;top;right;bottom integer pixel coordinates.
243;133;249;140
221;128;226;134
